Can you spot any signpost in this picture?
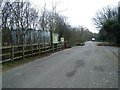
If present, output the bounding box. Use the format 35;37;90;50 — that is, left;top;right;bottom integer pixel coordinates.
52;33;59;44
61;37;64;42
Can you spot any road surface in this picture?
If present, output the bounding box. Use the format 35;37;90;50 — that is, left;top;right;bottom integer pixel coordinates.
2;41;119;88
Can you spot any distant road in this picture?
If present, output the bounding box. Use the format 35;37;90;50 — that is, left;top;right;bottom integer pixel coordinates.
3;41;119;88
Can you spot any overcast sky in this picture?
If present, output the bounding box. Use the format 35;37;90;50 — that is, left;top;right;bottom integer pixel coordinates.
28;0;119;33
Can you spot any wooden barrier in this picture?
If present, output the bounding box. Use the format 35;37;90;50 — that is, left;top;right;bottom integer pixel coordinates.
1;42;63;63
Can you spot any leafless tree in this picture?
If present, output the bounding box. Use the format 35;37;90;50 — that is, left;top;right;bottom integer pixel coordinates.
92;6;118;28
2;1;39;45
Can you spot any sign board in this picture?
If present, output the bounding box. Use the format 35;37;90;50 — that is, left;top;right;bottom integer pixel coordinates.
61;37;64;42
52;33;59;43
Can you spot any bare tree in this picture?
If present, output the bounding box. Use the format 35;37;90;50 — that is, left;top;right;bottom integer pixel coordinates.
2;1;39;45
92;6;118;28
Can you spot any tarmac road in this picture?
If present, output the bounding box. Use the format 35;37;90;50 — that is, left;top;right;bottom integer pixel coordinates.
2;41;119;88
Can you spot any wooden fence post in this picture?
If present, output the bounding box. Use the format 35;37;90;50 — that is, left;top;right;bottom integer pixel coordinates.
59;42;61;50
11;45;14;61
52;44;54;52
31;43;33;57
44;43;46;53
39;43;41;55
22;45;24;59
49;43;50;52
57;43;58;51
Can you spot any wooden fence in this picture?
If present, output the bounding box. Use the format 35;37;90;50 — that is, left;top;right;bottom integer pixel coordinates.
0;42;64;63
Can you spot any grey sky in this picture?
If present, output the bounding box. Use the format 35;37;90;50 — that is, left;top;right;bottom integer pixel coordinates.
0;0;4;7
1;0;120;33
29;0;120;33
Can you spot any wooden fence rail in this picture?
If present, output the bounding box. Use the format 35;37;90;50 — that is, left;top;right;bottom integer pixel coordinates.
0;42;64;63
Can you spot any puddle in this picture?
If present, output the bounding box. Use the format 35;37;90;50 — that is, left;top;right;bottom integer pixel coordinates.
94;65;104;72
75;60;85;69
66;70;77;77
66;60;85;78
